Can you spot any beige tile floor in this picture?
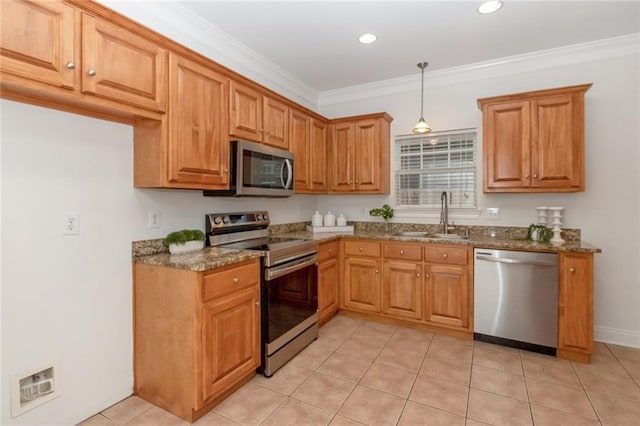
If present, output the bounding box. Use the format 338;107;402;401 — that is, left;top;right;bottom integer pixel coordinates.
80;315;640;426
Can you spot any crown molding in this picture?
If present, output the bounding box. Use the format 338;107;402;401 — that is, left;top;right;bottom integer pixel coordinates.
318;33;640;106
99;0;319;110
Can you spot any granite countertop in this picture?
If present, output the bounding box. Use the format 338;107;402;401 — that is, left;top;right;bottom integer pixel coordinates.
133;246;263;272
274;230;601;254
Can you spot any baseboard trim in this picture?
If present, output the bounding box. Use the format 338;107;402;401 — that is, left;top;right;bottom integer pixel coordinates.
594;326;640;348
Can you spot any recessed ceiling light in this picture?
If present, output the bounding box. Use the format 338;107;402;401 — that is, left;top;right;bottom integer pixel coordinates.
358;33;377;44
478;0;503;14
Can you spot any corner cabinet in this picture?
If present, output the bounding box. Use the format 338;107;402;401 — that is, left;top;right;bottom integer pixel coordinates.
342;240;382;312
134;259;260;422
478;84;591;193
329;113;392;194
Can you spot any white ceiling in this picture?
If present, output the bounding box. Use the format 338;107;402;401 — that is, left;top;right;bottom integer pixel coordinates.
176;1;640;92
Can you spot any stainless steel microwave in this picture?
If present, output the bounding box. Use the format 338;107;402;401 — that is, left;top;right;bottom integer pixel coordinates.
204;140;294;198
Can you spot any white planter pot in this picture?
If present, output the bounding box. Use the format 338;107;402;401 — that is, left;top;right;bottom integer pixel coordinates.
169;240;204;255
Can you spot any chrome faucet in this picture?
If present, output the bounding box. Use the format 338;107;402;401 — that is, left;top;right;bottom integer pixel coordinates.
440;191;452;234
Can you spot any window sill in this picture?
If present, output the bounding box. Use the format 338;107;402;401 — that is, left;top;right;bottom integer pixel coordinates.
394;207;482;221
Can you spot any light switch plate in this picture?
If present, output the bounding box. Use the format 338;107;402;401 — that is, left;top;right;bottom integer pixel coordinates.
486;207;500;220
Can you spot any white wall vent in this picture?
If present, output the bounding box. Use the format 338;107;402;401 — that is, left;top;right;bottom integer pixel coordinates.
11;363;62;417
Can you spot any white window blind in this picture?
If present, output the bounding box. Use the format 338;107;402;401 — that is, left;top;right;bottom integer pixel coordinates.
395;129;477;209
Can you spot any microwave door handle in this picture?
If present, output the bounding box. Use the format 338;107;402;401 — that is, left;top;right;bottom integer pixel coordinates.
284;159;293;189
279;161;286;188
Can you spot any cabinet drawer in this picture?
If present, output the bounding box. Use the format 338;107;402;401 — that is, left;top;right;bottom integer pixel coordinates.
202;261;259;302
344;240;381;257
383;243;422;261
318;241;339;261
424;245;468;265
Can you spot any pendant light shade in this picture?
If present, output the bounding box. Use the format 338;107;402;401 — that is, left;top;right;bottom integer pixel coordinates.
412;62;432;134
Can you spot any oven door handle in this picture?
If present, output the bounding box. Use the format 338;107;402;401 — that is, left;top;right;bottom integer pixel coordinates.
265;254;317;281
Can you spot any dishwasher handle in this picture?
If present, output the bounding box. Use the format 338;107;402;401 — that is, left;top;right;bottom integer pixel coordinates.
475;254;557;267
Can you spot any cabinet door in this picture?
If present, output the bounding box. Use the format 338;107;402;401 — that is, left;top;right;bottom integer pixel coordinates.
201;286;260;405
229;80;262;142
558;253;593;359
383;261;423;320
81;14;167;112
425;264;469;329
0;0;76;89
309;119;328;191
290;108;310;191
167;54;229;187
263;96;289;149
318;257;339;323
330;123;355;192
483;100;531;191
343;257;381;313
531;94;583;190
354;119;381;192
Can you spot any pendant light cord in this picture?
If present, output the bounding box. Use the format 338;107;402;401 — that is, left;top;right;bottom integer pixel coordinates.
420;64;424;119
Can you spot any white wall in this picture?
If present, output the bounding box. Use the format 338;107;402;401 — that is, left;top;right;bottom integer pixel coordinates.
0;100;316;425
319;41;640;347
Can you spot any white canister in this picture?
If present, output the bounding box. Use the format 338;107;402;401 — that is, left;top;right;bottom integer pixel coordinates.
336;213;347;226
311;211;323;227
323;211;335;227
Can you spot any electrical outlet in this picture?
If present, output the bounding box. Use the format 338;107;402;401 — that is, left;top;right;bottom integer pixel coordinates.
486;207;500;220
62;213;79;235
148;211;160;229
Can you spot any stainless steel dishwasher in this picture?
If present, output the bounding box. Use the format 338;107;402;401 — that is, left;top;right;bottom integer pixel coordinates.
474;248;558;355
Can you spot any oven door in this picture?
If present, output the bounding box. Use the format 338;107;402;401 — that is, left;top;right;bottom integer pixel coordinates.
263;254;318;352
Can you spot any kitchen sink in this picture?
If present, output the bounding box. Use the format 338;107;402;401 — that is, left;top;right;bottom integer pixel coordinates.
391;231;470;240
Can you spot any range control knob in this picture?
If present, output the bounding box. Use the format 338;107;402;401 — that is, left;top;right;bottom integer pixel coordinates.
262;214;268;221
213;216;222;224
255;214;263;221
223;216;230;224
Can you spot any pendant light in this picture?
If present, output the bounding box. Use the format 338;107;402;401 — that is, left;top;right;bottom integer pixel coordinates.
412;62;432;134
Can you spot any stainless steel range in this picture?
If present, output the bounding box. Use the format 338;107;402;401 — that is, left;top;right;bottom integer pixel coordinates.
206;211;318;377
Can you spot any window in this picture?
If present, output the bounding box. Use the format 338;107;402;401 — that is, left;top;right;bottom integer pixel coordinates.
395;129;477;209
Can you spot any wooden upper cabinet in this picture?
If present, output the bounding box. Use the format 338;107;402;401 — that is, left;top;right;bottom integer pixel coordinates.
229;80;262;141
0;0;77;89
290;108;311;190
309;119;328;191
329;113;392;194
167;54;229;188
478;84;591;193
263;96;289;149
81;14;167;112
229;80;289;149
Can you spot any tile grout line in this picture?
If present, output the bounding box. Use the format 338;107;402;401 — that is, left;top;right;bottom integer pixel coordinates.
570;357;603;424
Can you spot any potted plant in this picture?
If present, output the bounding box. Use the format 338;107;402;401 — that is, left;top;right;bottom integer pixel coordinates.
164;229;206;254
369;204;394;233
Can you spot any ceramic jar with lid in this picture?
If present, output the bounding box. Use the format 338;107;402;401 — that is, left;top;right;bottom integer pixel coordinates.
336;213;347;226
312;211;323;227
323;211;335;227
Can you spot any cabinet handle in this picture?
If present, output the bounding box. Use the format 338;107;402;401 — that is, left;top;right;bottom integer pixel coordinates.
232;277;239;284
359;247;364;252
259;128;264;133
533;174;538;178
66;61;75;69
375;269;379;273
400;250;404;255
255;301;260;306
416;273;420;278
425;273;430;278
443;253;448;259
525;174;530;178
355;179;359;184
328;249;333;253
350;180;354;184
569;267;576;273
224;168;229;173
87;69;96;76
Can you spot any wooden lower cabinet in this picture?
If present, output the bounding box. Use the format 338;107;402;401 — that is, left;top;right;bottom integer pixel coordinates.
382;260;423;320
425;264;470;329
318;241;340;324
558;252;594;362
343;257;382;313
134;259;260;422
